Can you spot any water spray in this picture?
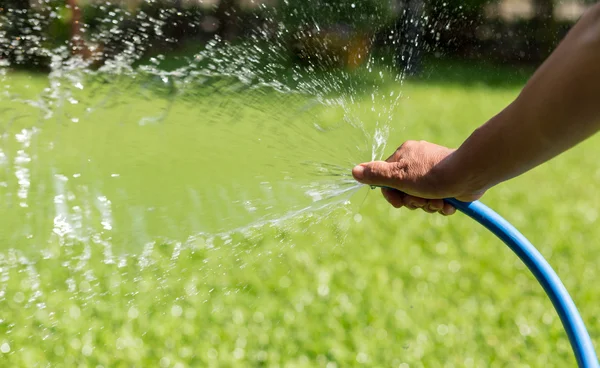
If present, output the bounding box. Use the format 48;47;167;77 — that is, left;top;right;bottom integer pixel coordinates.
378;188;599;367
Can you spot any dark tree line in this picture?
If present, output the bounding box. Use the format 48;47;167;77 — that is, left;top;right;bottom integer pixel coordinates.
0;0;591;72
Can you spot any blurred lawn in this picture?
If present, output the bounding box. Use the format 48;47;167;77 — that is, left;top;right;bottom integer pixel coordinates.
1;61;599;367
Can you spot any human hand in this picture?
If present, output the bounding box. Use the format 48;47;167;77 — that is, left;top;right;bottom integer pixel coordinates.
352;140;484;215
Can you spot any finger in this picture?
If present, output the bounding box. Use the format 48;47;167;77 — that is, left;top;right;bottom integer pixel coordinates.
402;194;426;209
402;195;417;210
381;188;404;208
352;161;404;188
427;199;444;212
385;140;415;162
422;202;437;214
440;202;456;216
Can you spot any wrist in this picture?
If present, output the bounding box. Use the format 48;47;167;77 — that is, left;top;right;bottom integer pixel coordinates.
443;103;525;199
434;133;494;200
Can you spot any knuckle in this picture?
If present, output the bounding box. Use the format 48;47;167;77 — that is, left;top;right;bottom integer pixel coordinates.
389;146;405;161
402;140;417;149
389;162;407;178
430;200;443;210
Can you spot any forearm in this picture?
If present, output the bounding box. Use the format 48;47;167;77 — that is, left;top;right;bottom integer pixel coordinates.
446;4;600;194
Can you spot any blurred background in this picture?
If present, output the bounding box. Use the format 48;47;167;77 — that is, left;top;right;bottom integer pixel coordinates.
1;1;600;367
1;0;597;73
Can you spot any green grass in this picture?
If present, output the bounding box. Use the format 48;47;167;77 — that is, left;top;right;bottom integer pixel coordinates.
0;61;599;367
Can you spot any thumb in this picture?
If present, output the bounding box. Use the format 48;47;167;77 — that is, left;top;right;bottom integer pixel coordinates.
352;161;403;188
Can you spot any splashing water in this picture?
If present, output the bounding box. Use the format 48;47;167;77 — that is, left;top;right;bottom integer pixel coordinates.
1;63;392;252
0;0;443;364
0;0;429;254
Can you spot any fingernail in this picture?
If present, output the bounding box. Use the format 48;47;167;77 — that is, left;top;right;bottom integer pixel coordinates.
352;165;365;180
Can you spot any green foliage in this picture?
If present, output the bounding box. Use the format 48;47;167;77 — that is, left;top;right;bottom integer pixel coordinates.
280;0;396;32
426;0;496;29
279;1;397;70
428;0;496;14
46;5;73;46
0;0;50;70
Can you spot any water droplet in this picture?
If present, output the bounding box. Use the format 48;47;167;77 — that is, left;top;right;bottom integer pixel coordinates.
437;324;449;336
171;305;183;317
356;352;368;363
13;292;25;304
0;343;10;353
82;345;93;356
128;307;139;319
160;357;171;368
69;305;81;319
448;260;461;273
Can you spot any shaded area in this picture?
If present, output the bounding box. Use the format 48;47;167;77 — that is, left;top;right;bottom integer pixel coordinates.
2;0;593;74
413;57;535;88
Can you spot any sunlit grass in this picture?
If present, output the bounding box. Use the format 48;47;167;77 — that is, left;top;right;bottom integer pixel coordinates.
0;62;599;367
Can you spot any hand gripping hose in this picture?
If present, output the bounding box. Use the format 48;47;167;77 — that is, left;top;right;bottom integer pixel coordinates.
443;197;599;367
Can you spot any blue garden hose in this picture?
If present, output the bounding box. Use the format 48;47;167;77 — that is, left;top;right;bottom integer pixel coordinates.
444;197;599;367
376;186;598;366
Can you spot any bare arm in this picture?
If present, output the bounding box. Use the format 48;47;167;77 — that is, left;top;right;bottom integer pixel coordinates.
448;3;600;194
352;4;600;215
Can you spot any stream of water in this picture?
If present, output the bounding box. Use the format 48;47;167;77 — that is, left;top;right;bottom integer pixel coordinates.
0;1;436;364
0;1;425;255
